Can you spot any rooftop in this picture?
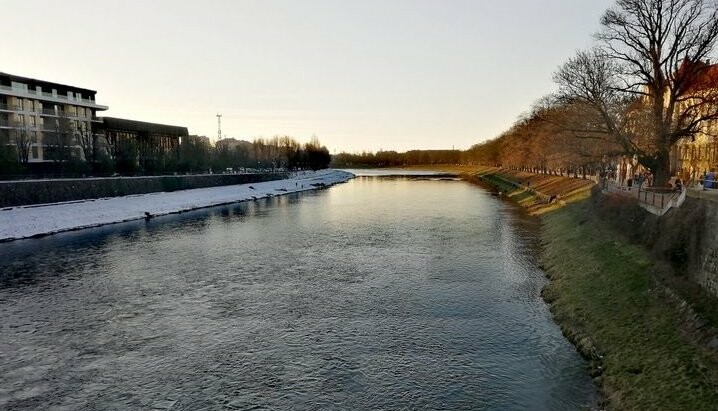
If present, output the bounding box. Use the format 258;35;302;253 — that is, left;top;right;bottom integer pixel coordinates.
98;117;189;136
0;71;97;95
676;60;718;94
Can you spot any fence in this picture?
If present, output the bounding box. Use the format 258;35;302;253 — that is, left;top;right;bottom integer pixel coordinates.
603;179;686;216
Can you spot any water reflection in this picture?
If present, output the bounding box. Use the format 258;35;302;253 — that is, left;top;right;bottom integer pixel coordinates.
0;176;596;410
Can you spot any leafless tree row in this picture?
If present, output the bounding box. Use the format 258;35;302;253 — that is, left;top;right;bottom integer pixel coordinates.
473;0;718;185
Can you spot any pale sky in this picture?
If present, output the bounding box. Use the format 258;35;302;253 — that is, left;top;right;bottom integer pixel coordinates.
4;0;614;152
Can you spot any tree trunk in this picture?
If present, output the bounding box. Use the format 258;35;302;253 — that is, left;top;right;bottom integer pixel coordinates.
653;150;672;187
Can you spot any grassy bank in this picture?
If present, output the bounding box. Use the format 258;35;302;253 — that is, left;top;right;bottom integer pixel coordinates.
400;165;594;214
542;200;718;410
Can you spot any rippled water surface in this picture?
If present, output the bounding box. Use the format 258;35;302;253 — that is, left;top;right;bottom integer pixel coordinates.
0;173;596;410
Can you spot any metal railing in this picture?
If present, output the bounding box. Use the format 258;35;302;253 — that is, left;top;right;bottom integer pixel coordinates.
638;188;672;209
603;179;686;216
36;108;90;119
0;104;94;120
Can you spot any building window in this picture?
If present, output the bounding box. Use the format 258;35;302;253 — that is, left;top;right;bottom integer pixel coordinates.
31;146;38;159
16;99;23;111
30;116;36;127
17;114;24;125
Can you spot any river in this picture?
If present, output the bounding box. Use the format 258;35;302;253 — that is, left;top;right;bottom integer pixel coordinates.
0;170;596;410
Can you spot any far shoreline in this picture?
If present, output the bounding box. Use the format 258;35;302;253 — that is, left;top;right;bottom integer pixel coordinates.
0;170;354;243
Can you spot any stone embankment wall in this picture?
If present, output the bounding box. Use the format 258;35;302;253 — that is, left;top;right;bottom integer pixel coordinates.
697;206;718;295
665;197;718;296
592;192;718;297
470;168;595;215
0;173;288;207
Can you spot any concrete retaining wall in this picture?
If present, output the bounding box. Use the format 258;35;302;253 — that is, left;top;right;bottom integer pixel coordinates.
593;193;718;298
692;199;718;296
0;173;288;207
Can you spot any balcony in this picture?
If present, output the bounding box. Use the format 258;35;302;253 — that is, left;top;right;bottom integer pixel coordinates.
33;109;98;122
0;84;108;111
38;109;78;118
0;120;44;131
0;106;94;122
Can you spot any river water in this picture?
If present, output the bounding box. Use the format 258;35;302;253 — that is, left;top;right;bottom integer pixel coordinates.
0;171;596;410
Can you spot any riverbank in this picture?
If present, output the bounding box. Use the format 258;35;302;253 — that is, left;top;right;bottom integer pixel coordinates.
397;165;595;214
457;166;718;409
0;169;353;242
543;200;718;410
0;172;290;208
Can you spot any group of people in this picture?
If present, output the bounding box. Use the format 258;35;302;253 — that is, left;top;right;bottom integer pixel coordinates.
599;155;718;192
600;169;654;189
667;169;716;191
698;170;716;189
611;156;653;189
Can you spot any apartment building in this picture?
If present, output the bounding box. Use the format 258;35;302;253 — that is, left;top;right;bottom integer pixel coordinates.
0;72;108;163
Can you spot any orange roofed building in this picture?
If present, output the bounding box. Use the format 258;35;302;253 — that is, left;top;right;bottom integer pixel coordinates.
671;60;718;181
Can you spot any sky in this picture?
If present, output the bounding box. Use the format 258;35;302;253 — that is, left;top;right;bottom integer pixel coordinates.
3;0;615;152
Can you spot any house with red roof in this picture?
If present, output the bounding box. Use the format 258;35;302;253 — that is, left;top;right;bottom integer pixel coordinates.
671;59;718;181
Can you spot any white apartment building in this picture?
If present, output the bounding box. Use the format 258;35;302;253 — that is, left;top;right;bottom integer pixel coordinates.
0;72;108;163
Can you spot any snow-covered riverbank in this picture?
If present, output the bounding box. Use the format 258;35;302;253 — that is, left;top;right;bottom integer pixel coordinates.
0;169;354;242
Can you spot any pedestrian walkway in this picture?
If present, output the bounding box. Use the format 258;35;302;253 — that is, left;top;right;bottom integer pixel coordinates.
687;187;718;204
602;180;686;216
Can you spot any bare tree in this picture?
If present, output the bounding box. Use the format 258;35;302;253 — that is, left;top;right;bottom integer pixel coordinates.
76;125;96;165
13;123;33;166
554;0;718;185
47;114;75;165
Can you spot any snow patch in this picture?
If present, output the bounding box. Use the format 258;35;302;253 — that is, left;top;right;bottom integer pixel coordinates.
0;169;354;242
